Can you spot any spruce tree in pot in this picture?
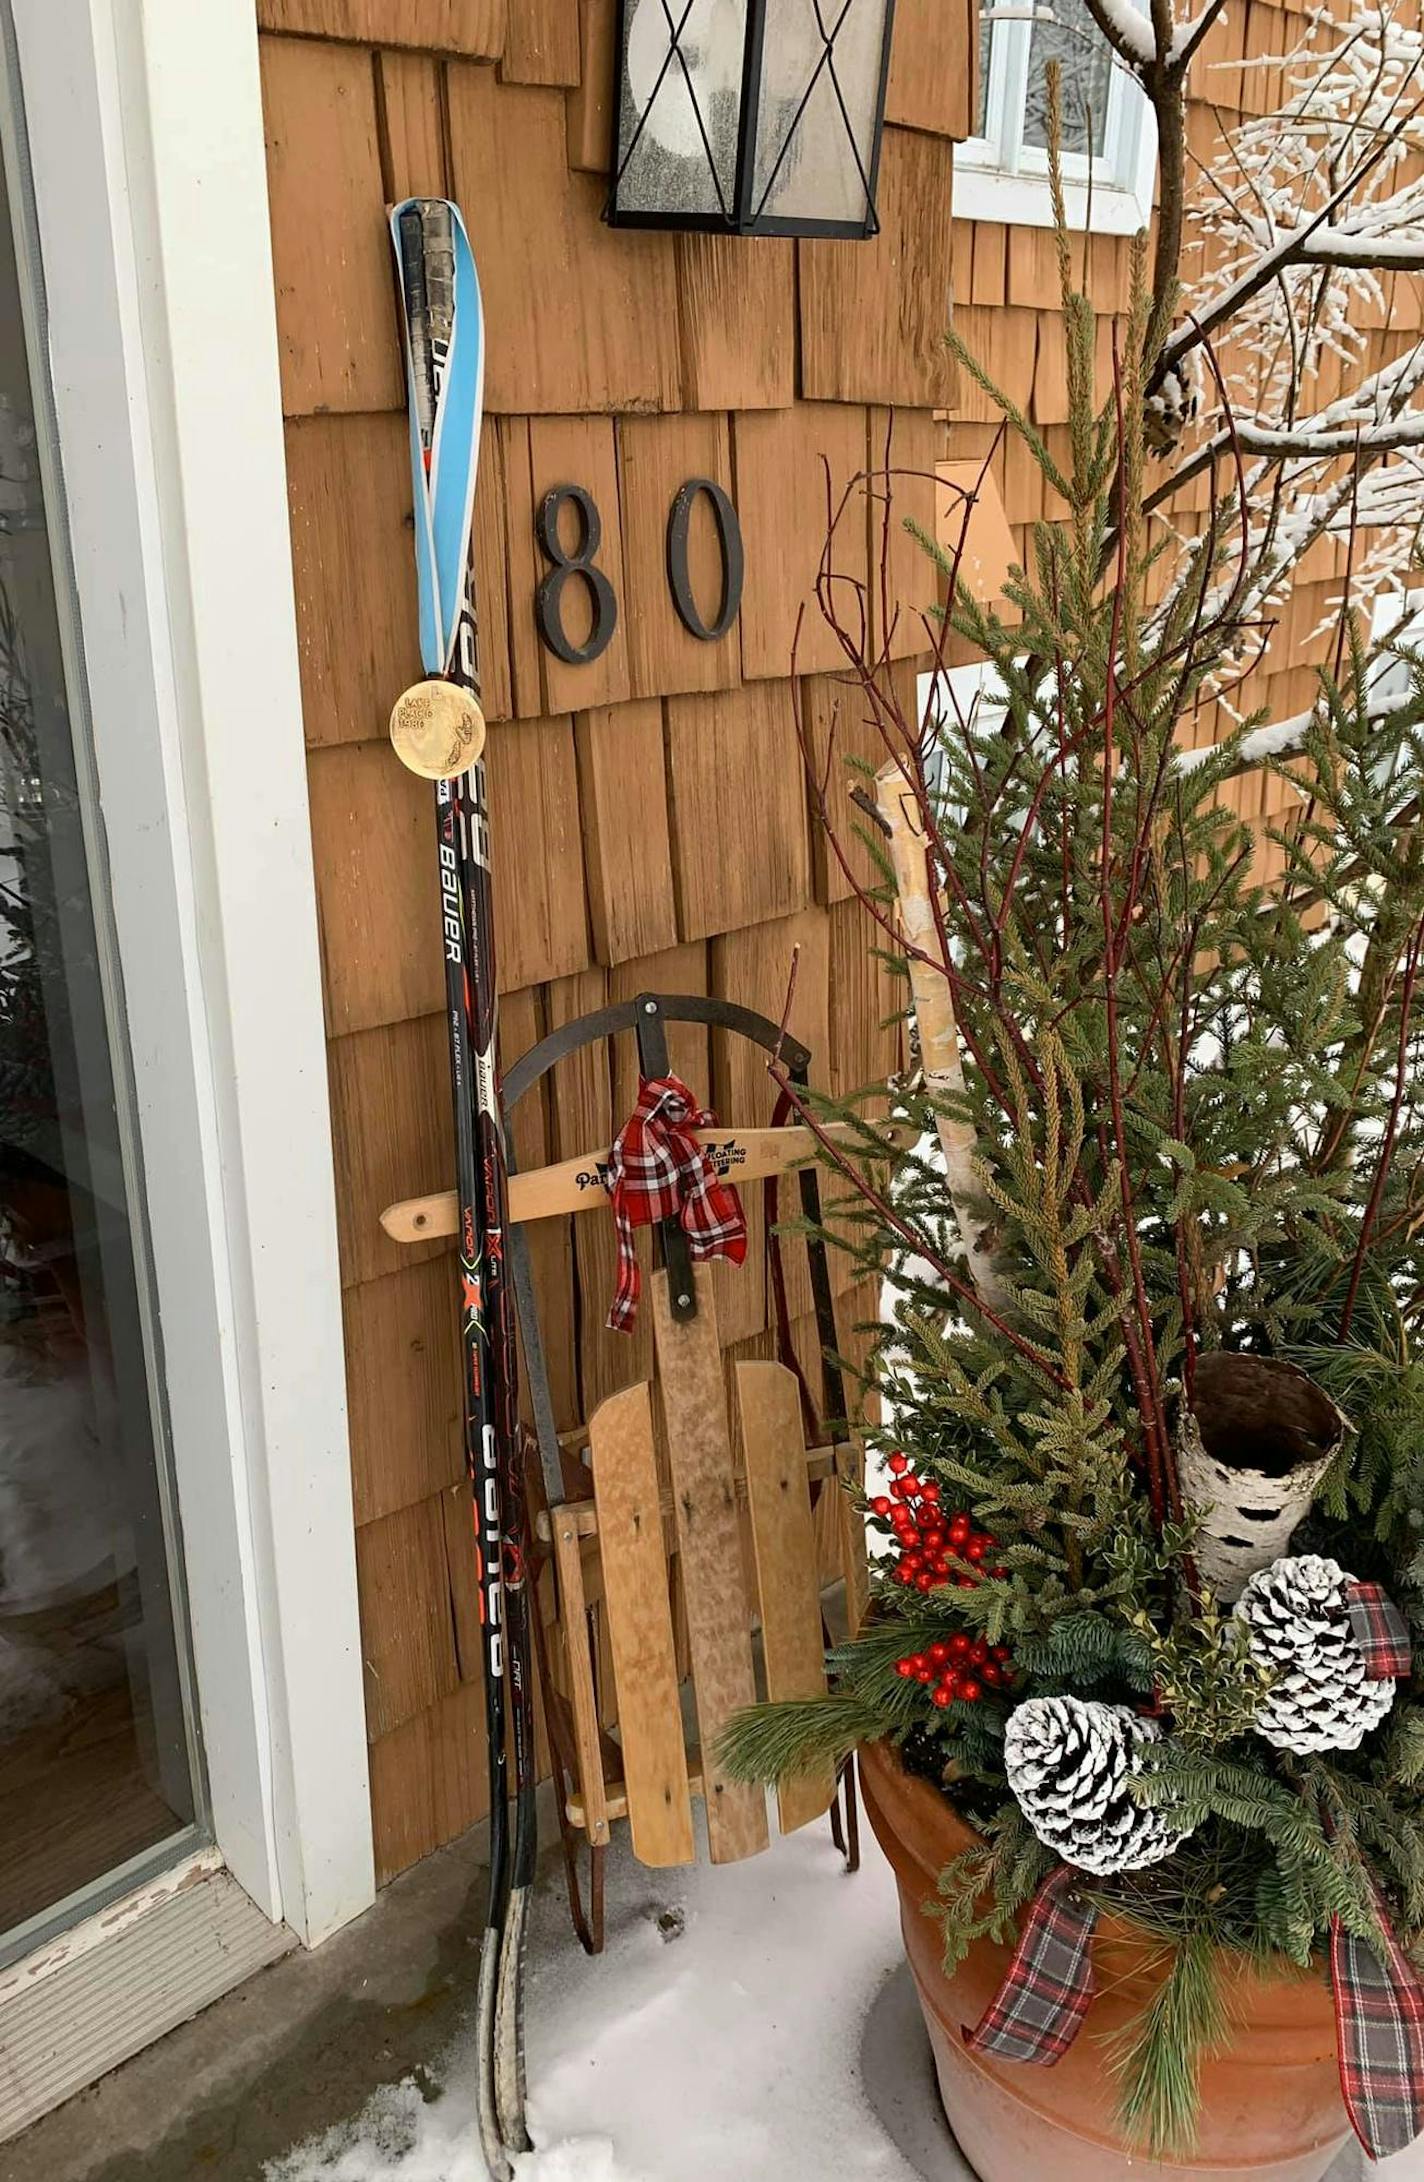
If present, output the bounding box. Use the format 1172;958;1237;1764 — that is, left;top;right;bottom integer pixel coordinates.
725;74;1424;2178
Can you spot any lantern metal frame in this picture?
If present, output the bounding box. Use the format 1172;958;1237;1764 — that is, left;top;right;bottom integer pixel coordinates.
605;0;898;240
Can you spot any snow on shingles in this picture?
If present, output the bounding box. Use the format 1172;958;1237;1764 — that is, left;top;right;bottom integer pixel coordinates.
266;1820;917;2182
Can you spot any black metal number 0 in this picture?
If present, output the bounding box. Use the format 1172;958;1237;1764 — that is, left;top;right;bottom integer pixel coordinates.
535;484;618;666
666;477;744;642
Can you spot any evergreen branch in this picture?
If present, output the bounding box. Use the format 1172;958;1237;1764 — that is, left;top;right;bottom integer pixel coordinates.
718;1695;882;1786
1107;1930;1227;2156
766;1053;1073;1394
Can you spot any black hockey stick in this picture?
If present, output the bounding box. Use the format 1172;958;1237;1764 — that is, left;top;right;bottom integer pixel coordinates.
389;196;535;2176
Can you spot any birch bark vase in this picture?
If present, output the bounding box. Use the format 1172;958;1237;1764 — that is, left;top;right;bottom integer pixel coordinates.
1179;1352;1346;1602
874;763;1010;1317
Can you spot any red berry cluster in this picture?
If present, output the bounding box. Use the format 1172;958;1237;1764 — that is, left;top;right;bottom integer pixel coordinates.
870;1453;1005;1593
895;1633;1013;1707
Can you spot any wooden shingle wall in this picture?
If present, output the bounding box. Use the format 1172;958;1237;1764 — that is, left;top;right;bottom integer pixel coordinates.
258;0;972;1880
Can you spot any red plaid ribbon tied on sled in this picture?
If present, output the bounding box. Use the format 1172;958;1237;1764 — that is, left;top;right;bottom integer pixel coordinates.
605;1075;747;1333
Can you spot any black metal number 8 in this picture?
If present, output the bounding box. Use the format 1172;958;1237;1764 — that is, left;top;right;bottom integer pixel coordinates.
535;484;618;667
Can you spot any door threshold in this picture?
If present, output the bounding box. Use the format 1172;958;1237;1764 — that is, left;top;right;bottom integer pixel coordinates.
0;1850;295;2142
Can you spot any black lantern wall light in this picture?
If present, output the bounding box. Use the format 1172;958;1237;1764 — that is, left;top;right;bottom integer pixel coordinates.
607;0;898;239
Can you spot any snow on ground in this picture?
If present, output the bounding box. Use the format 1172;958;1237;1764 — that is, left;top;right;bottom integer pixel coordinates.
266;1813;922;2182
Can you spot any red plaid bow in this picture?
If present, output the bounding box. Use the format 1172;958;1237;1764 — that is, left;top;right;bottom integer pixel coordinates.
1332;1885;1424;2158
966;1866;1098;2065
605;1075;747;1333
1347;1580;1413;1681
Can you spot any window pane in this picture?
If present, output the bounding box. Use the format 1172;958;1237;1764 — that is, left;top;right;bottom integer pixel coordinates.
977;13;993;136
0;91;200;1952
1023;0;1114;158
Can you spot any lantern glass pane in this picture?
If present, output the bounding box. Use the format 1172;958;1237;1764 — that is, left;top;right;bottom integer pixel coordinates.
750;0;892;228
615;0;749;220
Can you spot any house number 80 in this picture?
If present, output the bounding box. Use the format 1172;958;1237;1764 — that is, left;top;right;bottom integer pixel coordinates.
534;478;745;667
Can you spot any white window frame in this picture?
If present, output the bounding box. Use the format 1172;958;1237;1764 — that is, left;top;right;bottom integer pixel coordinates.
7;0;374;1950
1370;586;1424;700
1366;587;1424;801
921;660;1013;777
957;5;1157;234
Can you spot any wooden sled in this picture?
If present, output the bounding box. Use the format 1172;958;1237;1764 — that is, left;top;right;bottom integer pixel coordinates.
382;993;868;1952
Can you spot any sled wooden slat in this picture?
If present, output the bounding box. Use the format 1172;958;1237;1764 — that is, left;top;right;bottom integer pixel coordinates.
650;1272;770;1865
589;1382;696;1868
379;1122;910;1244
550;1509;610;1848
736;1360;836;1835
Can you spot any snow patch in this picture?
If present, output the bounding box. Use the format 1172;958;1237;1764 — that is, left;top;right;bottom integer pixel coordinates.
264;2079;482;2182
1175;710;1313;774
1090;0;1157;64
267;1822;916;2182
512;2141;624;2181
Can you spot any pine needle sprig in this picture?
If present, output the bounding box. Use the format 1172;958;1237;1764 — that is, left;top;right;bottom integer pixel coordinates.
718;1695;884;1786
932;1803;1054;1971
1106;1929;1228;2156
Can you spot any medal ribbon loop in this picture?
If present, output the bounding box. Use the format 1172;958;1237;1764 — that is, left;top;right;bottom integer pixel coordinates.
389;196;484;679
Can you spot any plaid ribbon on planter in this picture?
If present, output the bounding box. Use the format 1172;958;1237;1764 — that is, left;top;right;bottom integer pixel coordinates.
1331;1887;1424;2159
1347;1580;1413;1681
968;1857;1424;2160
605;1075;747;1333
965;1865;1098;2065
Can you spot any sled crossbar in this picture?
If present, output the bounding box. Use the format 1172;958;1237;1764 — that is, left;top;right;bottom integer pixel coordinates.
378;1122;905;1242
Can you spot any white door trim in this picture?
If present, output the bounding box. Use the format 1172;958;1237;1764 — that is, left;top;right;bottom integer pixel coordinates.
6;0;373;1945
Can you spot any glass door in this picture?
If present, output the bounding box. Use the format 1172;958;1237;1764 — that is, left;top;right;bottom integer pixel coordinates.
0;61;204;1962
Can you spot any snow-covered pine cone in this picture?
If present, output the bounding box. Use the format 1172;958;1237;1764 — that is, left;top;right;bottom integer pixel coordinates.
1235;1553;1396;1754
1003;1696;1192;1877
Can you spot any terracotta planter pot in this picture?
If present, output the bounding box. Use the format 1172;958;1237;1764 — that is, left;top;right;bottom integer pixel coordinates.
859;1739;1351;2182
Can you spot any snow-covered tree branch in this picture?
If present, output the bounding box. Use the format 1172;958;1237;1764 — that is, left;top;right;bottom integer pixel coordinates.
1069;0;1424;707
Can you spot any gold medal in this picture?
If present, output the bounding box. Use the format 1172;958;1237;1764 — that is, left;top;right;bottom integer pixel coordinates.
389;678;486;779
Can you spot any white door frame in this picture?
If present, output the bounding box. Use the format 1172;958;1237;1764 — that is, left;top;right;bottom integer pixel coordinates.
6;0;373;1946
